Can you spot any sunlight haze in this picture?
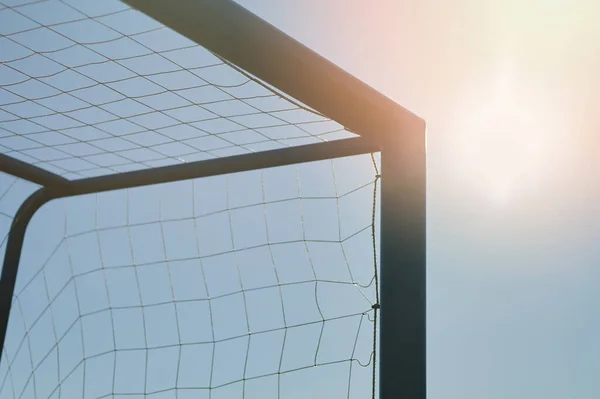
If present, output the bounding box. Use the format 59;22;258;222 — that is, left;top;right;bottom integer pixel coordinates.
234;0;600;397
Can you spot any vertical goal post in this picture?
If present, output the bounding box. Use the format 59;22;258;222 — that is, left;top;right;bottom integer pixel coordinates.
0;0;426;398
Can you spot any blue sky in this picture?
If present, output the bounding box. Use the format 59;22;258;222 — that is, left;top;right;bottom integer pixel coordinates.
3;0;600;398
236;0;600;398
236;1;600;398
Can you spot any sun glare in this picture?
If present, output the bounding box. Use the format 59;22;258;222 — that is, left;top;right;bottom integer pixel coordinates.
455;58;554;207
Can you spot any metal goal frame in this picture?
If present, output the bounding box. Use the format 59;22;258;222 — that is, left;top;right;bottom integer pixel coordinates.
0;1;426;398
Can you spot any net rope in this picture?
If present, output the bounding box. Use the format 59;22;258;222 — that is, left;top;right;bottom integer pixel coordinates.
1;153;380;399
0;0;357;180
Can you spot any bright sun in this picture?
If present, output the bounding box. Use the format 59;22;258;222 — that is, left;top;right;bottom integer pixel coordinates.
448;0;597;208
454;58;558;207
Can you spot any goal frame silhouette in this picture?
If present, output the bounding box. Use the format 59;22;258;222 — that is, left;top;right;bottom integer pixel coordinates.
0;0;426;398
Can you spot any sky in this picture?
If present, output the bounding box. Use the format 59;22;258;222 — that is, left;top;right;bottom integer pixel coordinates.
231;0;600;398
2;0;600;398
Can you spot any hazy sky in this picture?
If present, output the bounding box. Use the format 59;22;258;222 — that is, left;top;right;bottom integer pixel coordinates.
233;0;600;398
2;0;600;398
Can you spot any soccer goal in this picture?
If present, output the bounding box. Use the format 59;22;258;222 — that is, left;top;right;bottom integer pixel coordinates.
0;1;426;398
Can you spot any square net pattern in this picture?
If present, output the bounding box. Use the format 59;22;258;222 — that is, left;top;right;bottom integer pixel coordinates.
1;153;381;399
0;0;357;180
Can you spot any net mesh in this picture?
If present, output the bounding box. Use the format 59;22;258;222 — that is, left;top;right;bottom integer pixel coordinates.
1;153;381;399
0;0;357;180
